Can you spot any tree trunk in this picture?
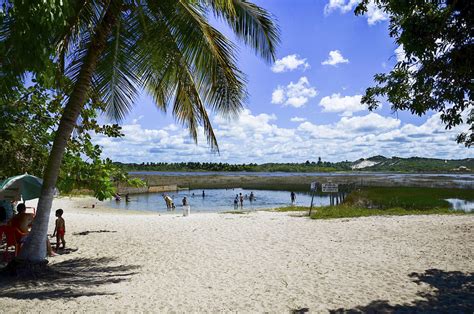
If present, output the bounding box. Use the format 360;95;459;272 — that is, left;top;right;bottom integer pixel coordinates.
17;1;122;263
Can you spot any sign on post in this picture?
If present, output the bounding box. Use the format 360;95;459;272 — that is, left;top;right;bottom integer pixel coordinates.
322;183;338;193
310;181;317;191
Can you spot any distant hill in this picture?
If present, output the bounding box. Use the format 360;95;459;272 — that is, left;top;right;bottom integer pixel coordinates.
350;156;474;173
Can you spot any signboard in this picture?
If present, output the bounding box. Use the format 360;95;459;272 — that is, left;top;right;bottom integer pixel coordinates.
322;183;338;193
310;182;317;191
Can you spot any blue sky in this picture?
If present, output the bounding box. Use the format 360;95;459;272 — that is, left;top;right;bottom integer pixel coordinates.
94;0;472;164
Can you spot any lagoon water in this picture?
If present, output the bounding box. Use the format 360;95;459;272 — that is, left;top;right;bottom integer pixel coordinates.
108;188;328;213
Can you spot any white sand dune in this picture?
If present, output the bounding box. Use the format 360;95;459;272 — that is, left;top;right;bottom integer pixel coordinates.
1;196;473;312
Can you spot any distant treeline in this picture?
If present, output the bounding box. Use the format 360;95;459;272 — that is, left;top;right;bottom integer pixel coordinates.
115;161;352;172
115;156;474;173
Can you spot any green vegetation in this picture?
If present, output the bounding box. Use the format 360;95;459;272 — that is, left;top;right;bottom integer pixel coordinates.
272;204;459;219
221;211;248;215
117;161;347;172
310;206;456;220
0;84;144;200
272;206;309;212
116;156;473;173
360;156;474;173
355;1;473;146
346;187;474;209
273;187;473;219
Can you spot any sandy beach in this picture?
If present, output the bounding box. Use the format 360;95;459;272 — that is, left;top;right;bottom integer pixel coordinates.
1;196;473;312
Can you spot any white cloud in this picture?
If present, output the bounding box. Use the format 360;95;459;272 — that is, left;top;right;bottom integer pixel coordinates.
324;0;359;14
395;45;406;63
322;50;349;66
365;2;388;25
271;54;310;73
271;88;285;104
271;77;318;108
336;113;400;132
94;110;471;164
319;93;365;116
324;0;388;25
290;117;307;122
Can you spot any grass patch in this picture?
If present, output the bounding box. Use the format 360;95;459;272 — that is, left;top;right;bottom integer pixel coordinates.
272;206;309;212
346;187;474;209
221;210;248;214
310;205;459;219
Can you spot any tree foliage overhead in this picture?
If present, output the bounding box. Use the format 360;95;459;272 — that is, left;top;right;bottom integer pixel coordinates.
355;0;473;146
0;84;143;200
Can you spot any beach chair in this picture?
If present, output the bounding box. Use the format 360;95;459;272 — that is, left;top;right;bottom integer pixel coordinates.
0;225;26;262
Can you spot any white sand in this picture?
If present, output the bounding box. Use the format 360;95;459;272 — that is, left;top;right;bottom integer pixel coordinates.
1;196;473;312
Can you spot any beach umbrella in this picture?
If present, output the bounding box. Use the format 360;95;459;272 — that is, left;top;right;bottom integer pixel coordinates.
0;174;44;201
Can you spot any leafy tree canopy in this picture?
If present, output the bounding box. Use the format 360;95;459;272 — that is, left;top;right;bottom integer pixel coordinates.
355;0;473;146
0;84;143;200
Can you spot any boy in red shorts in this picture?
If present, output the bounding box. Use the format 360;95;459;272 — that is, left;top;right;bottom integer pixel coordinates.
52;209;66;250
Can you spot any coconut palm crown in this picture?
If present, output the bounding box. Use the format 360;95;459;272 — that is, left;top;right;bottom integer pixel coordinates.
60;0;279;149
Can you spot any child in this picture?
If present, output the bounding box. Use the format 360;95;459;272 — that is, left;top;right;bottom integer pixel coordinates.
52;209;66;250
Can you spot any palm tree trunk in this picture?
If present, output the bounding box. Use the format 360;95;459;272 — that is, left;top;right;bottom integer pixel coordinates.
18;1;122;263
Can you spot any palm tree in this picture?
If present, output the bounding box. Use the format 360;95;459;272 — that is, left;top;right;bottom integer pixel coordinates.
12;0;279;262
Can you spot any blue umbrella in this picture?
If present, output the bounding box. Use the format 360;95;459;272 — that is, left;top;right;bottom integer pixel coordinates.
0;174;43;201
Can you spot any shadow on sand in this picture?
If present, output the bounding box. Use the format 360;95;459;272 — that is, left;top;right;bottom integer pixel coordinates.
330;269;474;313
0;257;140;300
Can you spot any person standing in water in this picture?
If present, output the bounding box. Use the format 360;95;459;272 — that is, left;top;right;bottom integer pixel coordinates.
290;191;296;205
239;193;244;208
182;196;190;216
234;195;239;209
202;190;205;198
249;192;255;202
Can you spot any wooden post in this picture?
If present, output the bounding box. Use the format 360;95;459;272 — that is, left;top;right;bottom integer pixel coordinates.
309;190;315;216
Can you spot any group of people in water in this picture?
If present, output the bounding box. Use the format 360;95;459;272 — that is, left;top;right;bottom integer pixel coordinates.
111;189;297;212
161;190;259;211
233;191;256;209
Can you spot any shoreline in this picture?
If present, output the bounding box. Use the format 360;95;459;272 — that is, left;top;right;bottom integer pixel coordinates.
1;196;473;312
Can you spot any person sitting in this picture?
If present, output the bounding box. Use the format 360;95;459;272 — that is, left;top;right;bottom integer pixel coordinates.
9;203;55;257
9;203;34;236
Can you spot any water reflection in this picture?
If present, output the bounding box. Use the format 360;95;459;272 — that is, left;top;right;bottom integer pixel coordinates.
445;199;474;212
108;188;330;213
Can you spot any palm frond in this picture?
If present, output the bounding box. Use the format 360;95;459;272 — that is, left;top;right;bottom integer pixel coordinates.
93;11;141;121
145;1;246;118
173;62;219;151
201;0;280;62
